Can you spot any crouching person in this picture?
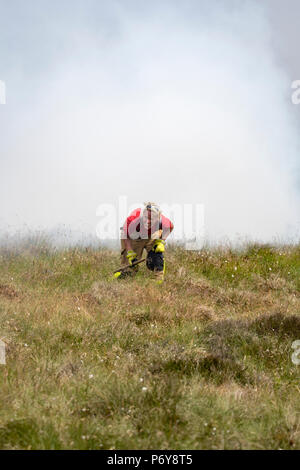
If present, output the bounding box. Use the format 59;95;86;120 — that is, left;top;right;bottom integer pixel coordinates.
114;202;174;283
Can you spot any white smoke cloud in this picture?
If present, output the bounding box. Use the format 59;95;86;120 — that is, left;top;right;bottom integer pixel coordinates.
0;0;299;244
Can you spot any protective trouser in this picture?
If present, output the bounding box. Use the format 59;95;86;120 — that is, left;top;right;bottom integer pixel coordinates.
120;236;165;281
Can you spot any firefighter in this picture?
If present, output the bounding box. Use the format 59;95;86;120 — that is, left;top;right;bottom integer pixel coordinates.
114;202;174;283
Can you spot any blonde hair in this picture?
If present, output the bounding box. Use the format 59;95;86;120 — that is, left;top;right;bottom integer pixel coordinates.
143;202;161;216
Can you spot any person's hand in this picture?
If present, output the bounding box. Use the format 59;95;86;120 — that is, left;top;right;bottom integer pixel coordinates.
126;250;138;265
152;239;166;253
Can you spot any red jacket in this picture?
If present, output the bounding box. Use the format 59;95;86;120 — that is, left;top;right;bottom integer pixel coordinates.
123;208;174;240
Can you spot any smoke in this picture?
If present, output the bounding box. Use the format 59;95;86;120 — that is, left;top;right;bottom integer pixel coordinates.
0;0;299;244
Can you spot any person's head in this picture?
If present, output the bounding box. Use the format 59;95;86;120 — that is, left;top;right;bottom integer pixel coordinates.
141;202;161;229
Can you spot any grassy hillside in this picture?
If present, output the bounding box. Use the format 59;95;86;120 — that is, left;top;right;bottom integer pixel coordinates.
0;241;299;450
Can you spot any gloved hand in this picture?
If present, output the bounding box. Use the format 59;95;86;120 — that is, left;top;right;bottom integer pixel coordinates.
126;250;138;266
113;271;122;279
152;239;166;253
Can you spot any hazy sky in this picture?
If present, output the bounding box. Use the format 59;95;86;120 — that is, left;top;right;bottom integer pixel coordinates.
0;0;299;244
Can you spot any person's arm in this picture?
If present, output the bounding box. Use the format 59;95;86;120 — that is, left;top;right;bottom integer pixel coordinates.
161;217;174;241
124;238;133;251
162;226;173;240
122;230;136;263
122;216;134;252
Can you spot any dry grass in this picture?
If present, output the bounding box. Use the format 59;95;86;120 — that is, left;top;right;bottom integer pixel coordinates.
0;241;299;449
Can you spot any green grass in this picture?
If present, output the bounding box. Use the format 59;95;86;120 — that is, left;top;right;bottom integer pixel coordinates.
0;241;299;449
